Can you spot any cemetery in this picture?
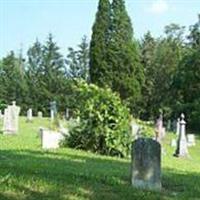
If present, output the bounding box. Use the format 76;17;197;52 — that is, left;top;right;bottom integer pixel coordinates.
1;0;200;199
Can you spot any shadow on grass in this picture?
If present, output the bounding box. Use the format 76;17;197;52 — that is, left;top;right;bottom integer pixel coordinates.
0;149;200;200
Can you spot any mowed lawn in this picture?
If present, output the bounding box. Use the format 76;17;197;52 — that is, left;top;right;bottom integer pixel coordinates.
0;117;200;200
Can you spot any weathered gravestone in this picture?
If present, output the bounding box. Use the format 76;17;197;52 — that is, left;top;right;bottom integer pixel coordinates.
155;114;165;142
174;113;189;157
26;108;33;122
3;101;20;134
187;134;196;147
131;138;161;191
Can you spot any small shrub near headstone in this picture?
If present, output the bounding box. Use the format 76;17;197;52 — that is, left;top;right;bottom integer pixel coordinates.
64;81;131;157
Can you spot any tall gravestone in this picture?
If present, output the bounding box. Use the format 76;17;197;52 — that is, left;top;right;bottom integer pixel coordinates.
131;138;161;191
27;108;33;122
155;114;165;142
3;101;20;134
174;113;189;157
50;101;57;121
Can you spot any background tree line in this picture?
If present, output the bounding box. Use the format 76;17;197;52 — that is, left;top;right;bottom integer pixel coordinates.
0;0;199;131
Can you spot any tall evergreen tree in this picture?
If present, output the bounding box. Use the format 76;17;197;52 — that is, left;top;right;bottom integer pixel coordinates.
0;51;27;108
89;0;111;87
107;0;144;113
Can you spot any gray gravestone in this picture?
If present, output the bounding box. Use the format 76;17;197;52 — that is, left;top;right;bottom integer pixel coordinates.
174;113;189;157
3;101;20;134
27;108;33;122
131;138;161;191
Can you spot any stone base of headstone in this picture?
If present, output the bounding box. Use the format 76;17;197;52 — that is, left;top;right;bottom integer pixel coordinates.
131;138;161;191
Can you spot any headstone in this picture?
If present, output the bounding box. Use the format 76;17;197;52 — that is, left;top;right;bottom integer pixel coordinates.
176;118;180;135
26;108;33;122
167;120;171;131
174;113;189;157
130;121;140;139
3;101;20;134
171;139;176;147
50;101;57;121
187;134;195;147
131;138;161;191
38;111;43;118
155;114;165;142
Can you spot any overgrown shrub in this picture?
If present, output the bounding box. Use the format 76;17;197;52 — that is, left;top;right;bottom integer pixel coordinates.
65;81;131;157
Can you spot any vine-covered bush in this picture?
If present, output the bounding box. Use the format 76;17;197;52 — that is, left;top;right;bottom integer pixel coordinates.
65;81;131;157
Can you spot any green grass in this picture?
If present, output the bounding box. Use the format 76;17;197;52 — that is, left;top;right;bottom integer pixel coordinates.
0;117;200;200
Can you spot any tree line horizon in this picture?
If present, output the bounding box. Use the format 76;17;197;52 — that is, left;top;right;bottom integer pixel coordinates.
0;0;200;131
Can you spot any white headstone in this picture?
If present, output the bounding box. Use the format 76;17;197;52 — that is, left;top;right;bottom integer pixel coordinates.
38;111;43;118
3;101;20;134
187;134;195;147
27;108;33;122
174;113;189;157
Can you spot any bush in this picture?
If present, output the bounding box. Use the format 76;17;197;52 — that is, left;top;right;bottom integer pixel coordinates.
65;81;131;157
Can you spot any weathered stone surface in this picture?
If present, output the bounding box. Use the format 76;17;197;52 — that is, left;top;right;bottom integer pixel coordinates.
131;138;161;191
3;101;20;134
174;113;189;157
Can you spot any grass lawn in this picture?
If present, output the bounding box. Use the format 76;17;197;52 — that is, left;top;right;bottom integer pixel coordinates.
0;117;200;200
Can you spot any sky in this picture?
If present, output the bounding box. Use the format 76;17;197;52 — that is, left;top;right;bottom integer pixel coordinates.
0;0;199;58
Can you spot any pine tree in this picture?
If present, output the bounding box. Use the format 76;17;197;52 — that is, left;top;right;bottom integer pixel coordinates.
66;36;89;82
107;0;144;112
89;0;111;87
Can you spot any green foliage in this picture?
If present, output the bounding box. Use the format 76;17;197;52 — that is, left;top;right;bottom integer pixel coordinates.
107;0;144;113
173;48;200;130
89;0;111;87
66;36;89;81
66;81;131;157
